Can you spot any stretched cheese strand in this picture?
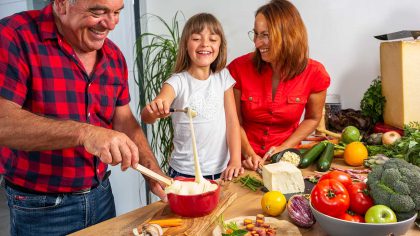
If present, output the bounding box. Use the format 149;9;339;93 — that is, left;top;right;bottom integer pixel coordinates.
164;108;218;195
188;108;205;184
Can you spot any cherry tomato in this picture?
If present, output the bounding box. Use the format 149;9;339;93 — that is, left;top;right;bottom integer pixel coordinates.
319;170;352;189
338;211;365;223
347;182;374;215
311;179;350;217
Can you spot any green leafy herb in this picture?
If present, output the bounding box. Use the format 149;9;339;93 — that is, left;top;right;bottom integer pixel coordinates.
360;76;386;124
234;174;263;191
367;122;420;167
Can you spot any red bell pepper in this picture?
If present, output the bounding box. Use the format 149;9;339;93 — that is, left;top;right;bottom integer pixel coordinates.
373;122;404;136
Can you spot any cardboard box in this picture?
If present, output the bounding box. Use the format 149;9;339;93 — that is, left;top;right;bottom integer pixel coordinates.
380;41;420;128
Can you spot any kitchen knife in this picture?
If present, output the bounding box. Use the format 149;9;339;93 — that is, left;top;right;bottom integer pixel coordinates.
374;30;420;40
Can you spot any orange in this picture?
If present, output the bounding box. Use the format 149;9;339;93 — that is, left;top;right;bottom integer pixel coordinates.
343;141;368;166
261;191;286;216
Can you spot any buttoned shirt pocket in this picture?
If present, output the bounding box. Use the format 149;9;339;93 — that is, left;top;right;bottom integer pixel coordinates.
286;95;307;118
240;93;262;114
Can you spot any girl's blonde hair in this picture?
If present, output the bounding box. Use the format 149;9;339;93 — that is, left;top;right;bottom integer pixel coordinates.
174;13;227;73
253;0;308;81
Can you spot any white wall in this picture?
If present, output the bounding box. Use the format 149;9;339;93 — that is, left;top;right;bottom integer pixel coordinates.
143;0;420;109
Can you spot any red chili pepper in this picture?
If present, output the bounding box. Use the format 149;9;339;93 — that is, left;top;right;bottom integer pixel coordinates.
373;122;404;136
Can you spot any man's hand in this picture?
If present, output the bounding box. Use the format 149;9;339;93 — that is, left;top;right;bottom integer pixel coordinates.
149;179;168;202
80;126;139;171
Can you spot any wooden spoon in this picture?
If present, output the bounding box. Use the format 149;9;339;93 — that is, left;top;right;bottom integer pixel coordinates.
134;164;173;186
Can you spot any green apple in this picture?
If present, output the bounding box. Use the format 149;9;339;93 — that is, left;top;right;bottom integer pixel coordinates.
365;205;397;223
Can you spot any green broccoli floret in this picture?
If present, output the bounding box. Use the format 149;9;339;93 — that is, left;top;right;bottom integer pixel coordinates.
367;158;420;221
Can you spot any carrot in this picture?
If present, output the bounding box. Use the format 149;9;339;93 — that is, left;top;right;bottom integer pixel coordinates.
304;136;328;141
296;141;320;149
148;218;183;227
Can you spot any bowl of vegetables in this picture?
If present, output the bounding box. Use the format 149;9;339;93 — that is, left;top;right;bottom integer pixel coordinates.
310;202;417;236
166;177;220;217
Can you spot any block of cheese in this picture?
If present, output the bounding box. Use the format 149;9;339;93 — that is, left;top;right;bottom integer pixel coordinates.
262;161;304;194
380;41;420;128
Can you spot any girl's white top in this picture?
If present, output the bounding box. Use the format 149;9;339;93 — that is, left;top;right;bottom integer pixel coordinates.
166;68;235;176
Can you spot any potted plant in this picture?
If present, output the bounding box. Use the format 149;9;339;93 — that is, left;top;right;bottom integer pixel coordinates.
134;12;184;173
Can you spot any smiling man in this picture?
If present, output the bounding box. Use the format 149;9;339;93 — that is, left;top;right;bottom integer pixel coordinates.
0;0;167;235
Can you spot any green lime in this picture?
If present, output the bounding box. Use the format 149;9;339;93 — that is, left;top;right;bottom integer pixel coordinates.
341;126;361;144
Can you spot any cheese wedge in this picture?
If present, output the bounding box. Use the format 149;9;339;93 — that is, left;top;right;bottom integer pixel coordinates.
380;41;420;128
262;161;305;194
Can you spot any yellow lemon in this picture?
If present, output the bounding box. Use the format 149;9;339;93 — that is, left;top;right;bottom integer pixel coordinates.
261;191;286;216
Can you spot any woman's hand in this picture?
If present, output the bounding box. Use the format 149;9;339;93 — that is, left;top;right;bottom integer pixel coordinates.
242;153;264;171
221;163;244;181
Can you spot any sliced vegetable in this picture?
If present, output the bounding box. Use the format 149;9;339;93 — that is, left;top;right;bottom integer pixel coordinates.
298;142;327;168
316;142;334;172
287;195;316;228
234;175;263;191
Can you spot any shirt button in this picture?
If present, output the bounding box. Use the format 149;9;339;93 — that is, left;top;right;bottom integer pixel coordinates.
261;145;265;150
88;83;92;87
97;169;100;174
87;112;91;117
295;97;301;102
264;130;268;135
248;96;253;101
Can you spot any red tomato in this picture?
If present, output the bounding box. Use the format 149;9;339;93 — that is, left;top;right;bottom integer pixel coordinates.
311;179;350;217
347;182;374;215
338;211;365;223
319;170;352;189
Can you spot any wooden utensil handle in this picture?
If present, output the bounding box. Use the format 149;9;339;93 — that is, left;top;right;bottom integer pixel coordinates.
134;164;172;186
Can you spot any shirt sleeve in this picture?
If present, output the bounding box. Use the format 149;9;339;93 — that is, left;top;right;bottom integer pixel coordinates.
221;68;236;91
227;59;241;90
311;62;331;93
0;24;29;105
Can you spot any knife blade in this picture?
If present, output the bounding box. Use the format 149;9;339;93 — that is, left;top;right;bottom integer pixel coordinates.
374;30;420;40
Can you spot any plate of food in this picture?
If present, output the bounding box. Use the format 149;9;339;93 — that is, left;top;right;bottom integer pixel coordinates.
213;215;301;236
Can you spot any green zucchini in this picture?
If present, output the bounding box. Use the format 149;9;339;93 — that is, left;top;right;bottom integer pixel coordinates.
317;142;335;172
298;142;327;168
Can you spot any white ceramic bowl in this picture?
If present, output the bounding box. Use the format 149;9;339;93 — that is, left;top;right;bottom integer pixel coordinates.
310;203;417;236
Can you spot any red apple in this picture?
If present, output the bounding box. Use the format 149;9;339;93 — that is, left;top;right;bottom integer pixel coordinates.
382;131;401;145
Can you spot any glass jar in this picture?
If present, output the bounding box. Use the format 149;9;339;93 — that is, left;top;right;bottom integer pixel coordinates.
325;94;342;130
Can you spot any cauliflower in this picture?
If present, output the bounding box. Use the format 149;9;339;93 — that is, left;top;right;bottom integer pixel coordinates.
366;158;420;221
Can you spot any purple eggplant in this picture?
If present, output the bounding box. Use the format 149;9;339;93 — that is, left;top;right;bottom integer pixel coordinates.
287;195;316;228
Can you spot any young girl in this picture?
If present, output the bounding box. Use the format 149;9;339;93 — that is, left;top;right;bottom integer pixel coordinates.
141;13;243;181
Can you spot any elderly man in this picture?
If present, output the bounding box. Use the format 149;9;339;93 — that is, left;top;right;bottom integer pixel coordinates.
0;0;166;235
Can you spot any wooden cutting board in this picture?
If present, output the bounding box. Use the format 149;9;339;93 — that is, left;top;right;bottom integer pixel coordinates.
140;190;237;236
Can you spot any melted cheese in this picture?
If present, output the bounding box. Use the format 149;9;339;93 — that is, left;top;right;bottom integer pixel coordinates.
262;161;304;194
164;108;217;195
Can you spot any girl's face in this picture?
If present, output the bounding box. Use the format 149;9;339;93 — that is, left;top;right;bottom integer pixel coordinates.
253;13;272;63
187;26;221;70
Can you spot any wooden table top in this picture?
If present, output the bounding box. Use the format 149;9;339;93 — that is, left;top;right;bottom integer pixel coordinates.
70;159;419;236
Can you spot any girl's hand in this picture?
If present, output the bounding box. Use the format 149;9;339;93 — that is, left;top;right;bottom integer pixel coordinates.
145;98;171;118
221;164;244;181
242;153;263;171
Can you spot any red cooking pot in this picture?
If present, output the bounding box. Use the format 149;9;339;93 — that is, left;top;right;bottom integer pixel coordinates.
167;177;220;217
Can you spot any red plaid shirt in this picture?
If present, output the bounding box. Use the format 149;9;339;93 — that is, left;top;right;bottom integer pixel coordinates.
0;4;130;193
